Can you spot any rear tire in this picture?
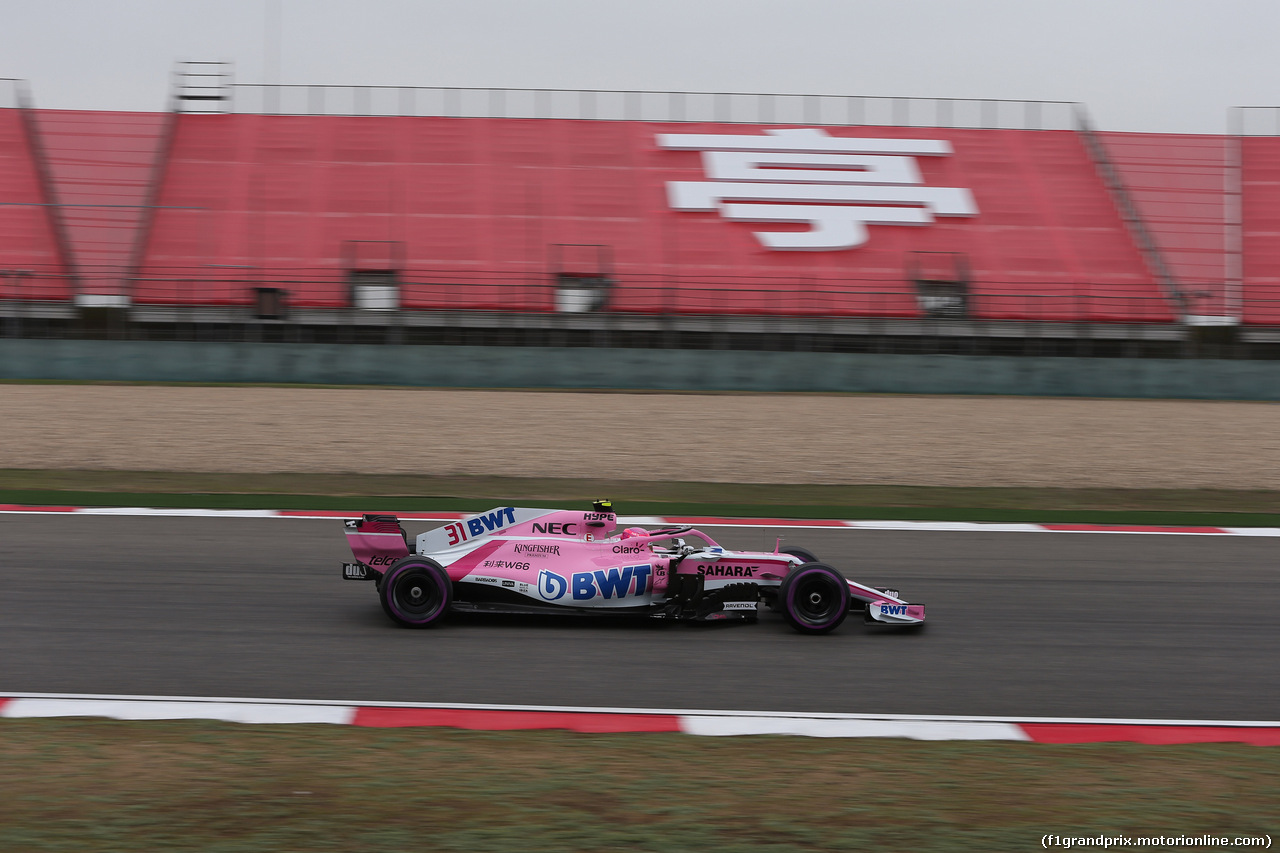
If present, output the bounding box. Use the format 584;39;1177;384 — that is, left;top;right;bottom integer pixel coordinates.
778;562;849;634
781;546;819;565
379;557;452;628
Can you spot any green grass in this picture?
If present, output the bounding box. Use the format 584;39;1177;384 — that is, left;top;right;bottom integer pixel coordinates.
6;469;1280;525
1;719;1275;853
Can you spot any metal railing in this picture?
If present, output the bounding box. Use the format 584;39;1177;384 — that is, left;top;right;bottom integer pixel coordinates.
0;270;1231;318
225;84;1081;130
172;61;233;113
5;271;1272;358
0;78;25;110
1232;106;1280;137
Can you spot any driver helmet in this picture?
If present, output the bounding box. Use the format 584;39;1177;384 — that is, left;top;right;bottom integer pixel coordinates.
620;527;648;540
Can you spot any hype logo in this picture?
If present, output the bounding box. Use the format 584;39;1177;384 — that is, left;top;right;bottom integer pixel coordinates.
538;569;568;601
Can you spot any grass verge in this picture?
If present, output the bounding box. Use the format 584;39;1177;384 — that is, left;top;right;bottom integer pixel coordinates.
1;718;1275;853
6;469;1280;525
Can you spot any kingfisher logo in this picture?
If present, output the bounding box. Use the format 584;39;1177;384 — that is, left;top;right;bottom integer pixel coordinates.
538;569;568;601
515;543;560;556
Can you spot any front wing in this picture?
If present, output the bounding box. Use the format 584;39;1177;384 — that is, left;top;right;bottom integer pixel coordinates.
864;600;926;625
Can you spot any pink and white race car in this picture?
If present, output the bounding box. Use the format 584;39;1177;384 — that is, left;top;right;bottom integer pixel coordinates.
342;501;925;634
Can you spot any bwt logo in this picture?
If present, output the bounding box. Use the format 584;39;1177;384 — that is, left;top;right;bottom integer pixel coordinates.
539;569;568;601
880;604;908;616
659;128;978;251
538;566;653;601
467;507;516;536
445;507;518;546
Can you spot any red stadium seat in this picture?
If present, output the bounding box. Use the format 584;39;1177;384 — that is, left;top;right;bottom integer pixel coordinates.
6;110;1232;325
1242;137;1280;324
0;107;73;299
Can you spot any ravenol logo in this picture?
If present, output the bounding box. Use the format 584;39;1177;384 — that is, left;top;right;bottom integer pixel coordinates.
539;570;568;601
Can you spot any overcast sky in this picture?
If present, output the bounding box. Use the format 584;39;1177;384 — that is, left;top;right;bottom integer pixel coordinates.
1;0;1273;133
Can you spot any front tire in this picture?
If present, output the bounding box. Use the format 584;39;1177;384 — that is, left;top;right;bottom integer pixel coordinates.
379;557;452;628
778;562;850;634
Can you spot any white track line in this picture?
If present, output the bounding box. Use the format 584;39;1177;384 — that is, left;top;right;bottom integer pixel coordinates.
5;505;1280;536
4;698;354;725
3;692;1278;728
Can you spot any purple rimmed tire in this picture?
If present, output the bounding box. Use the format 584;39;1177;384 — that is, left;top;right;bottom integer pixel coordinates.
379;557;452;628
780;546;819;565
778;562;850;634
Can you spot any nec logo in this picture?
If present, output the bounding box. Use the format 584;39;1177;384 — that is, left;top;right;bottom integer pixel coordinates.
533;522;578;536
880;604;908;616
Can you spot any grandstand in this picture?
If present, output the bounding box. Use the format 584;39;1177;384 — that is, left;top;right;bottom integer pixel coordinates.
0;81;73;298
2;66;1278;356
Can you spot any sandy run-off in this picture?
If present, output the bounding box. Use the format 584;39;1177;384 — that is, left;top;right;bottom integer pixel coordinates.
3;385;1278;489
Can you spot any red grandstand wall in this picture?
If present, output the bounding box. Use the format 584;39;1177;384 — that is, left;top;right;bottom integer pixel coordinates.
0;107;72;299
1241;137;1280;324
34;110;169;297
1099;132;1229;317
135;115;1168;322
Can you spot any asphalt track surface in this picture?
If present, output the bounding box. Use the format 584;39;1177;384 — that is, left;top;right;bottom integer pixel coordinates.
3;514;1278;720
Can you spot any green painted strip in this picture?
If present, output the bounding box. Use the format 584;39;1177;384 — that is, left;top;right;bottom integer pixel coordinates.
4;719;1276;853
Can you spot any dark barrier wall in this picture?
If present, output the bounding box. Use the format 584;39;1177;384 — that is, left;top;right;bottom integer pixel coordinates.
3;339;1280;400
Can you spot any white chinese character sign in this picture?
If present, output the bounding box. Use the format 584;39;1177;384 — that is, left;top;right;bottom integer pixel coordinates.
657;128;979;251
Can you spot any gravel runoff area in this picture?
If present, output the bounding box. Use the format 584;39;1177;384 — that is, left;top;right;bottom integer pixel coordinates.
3;384;1279;489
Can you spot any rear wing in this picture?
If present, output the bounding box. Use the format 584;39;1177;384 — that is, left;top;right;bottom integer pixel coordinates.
416;507;555;553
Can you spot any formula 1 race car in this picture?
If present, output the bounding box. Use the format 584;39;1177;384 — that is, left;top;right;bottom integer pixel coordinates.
341;501;925;634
